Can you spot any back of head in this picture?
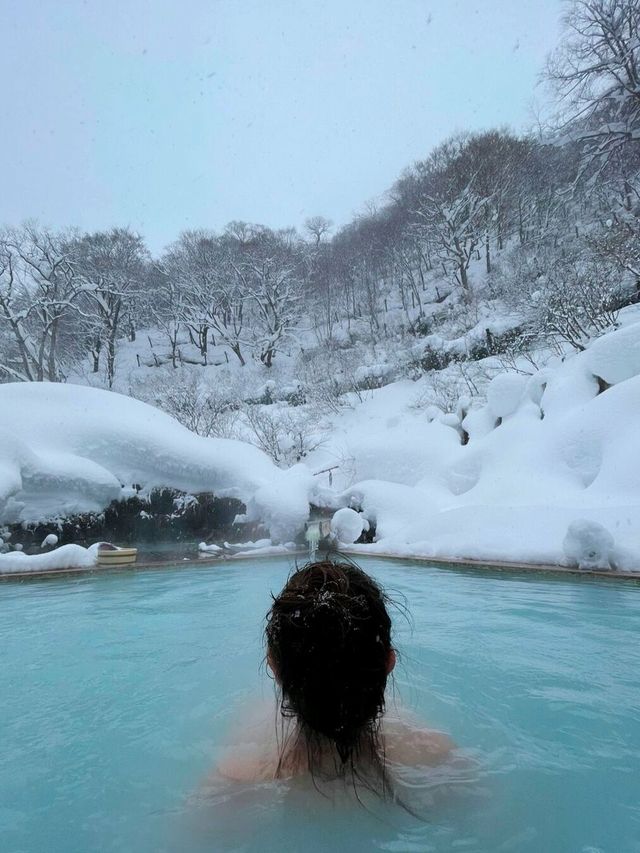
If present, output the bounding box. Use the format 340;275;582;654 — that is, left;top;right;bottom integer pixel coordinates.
265;559;393;773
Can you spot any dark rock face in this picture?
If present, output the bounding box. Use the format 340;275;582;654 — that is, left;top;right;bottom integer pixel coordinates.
4;490;247;552
356;522;376;544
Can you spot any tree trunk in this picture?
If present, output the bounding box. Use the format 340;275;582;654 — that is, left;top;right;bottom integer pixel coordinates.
231;343;245;366
201;325;208;366
91;337;102;373
107;334;116;388
459;263;471;302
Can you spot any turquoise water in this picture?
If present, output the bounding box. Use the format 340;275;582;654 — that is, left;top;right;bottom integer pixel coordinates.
1;558;639;853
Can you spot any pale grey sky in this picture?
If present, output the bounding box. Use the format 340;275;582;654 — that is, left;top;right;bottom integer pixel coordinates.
0;0;561;252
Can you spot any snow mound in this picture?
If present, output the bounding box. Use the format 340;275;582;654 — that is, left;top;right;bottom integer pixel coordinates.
0;383;312;541
486;373;527;419
0;543;99;575
307;318;640;570
330;507;365;544
198;542;224;555
584;324;640;385
563;520;615;570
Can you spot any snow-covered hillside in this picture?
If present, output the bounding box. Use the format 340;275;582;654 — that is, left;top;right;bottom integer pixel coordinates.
310;311;640;570
1;310;639;572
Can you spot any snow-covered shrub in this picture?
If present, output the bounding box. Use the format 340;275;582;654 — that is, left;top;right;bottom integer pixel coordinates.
407;314;432;337
297;344;375;412
130;369;240;438
416;342;458;373
354;362;396;391
587;220;640;311
280;383;307;406
467;324;526;360
412;373;462;415
241;405;327;467
493;239;624;353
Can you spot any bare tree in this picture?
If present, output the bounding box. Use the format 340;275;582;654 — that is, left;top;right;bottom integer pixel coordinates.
145;265;185;368
232;227;305;367
547;0;640;185
416;182;489;301
72;228;148;388
164;230;248;366
0;224;81;382
304;216;333;246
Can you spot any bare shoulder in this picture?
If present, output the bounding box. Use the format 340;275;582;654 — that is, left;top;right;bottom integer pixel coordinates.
208;699;282;785
383;714;455;766
216;743;278;783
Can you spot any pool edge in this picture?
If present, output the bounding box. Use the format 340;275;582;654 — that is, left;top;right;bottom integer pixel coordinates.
2;548;639;584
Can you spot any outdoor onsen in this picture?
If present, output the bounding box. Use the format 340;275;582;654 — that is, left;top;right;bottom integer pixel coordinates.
2;557;639;853
2;0;640;850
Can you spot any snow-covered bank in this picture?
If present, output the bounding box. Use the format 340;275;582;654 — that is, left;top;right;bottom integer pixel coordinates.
0;383;312;541
2;315;640;573
0;543;99;575
309;315;640;571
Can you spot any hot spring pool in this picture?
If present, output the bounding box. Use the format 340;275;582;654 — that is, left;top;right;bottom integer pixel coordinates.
1;557;639;853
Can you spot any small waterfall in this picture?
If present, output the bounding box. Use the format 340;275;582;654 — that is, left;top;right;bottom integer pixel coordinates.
305;521;321;560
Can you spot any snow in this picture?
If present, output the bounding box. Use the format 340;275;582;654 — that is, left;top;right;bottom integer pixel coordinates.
486;373;527;419
306;315;640;571
0;382;311;542
330;507;365;544
0;543;99;575
41;533;59;548
198;542;224;555
232;543;299;558
2;314;640;573
563;520;615;570
197;538;300;557
584;323;640;385
242;463;313;544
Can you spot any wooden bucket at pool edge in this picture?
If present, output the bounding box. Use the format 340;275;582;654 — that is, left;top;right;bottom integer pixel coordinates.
97;547;138;567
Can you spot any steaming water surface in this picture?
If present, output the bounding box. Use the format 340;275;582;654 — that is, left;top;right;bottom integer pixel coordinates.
1;558;639;852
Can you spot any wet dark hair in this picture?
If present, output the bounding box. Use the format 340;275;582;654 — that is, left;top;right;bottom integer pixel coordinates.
265;558;394;789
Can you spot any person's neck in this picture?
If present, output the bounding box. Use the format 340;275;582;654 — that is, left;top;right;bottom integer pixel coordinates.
275;722;380;780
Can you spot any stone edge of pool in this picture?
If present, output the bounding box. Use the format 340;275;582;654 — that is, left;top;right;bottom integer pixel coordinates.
1;548;639;583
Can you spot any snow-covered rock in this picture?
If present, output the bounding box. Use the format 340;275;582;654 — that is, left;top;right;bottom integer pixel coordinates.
563;520;615;570
41;533;59;548
486;373;527;419
306;316;640;570
0;543;100;575
198;542;224;555
330;507;365;544
0;382;312;541
584;324;640;385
